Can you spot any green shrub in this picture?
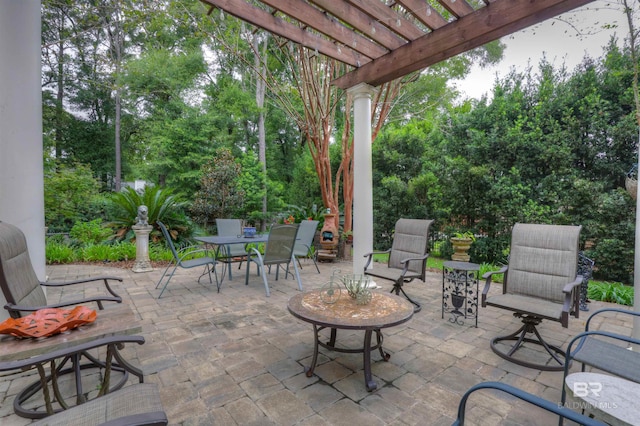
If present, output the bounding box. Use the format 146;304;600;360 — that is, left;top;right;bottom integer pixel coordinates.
107;185;190;242
46;241;76;264
70;219;113;245
80;244;113;262
588;281;634;306
111;242;136;261
586;238;634;285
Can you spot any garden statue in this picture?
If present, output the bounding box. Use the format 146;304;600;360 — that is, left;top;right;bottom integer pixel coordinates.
132;205;153;273
135;205;149;226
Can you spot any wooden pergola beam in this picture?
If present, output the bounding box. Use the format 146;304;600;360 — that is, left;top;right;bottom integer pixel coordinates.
260;0;388;59
333;0;595;89
200;0;371;67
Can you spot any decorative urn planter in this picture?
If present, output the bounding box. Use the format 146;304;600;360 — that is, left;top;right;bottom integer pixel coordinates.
451;237;473;262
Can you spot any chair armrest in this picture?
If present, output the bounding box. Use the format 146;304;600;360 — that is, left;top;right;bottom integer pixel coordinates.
177;248;215;263
5;297;122;316
561;275;583;321
398;253;429;279
399;253;429;265
363;249;391;270
41;276;123;300
481;266;508;306
584;307;640;331
453;382;606;426
562;275;583;294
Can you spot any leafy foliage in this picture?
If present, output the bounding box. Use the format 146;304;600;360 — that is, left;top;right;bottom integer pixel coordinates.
191;148;245;227
44;162;105;232
69;219;113;245
107;185;188;241
588;281;634;306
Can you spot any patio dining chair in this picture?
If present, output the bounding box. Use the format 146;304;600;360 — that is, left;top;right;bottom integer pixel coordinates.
245;223;302;296
215;218;248;280
363;218;434;312
292;219;320;274
0;220;122;319
155;221;219;298
482;223;582;371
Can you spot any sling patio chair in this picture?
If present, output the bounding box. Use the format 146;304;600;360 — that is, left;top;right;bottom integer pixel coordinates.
30;382;167;426
363;218;434;312
215;218;248;280
453;381;605;426
560;307;640;410
0;220;122;319
155;221;219;298
482;223;583;371
292;219;320;274
245;223;302;296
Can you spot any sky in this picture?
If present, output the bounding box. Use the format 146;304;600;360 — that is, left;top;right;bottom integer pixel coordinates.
454;2;628;100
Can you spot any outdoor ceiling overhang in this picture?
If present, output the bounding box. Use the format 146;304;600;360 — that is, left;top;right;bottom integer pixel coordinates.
200;0;596;89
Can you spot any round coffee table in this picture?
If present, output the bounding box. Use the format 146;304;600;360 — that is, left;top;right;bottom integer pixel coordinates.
288;289;414;391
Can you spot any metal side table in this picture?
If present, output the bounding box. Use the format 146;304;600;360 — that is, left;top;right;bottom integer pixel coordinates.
442;261;480;326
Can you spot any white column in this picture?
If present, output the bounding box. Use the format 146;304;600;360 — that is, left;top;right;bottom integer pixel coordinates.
347;83;376;275
0;1;45;291
634;131;640;346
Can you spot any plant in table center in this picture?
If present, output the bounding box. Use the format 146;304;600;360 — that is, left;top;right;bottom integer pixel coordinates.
341;274;373;305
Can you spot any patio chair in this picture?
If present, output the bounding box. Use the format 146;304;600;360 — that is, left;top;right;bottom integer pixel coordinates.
363;218;434;312
155;221;218;298
245;223;302;296
560;307;640;409
215;218;248;280
0;221;122;319
31;383;167;425
292;219;320;274
453;382;605;426
482;223;582;371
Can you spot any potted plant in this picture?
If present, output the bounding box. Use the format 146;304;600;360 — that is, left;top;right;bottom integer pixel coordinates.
450;231;475;262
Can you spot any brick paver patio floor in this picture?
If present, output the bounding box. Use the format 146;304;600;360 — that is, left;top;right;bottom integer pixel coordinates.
0;259;633;425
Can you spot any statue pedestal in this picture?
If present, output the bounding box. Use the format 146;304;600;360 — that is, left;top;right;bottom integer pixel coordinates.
132;225;153;273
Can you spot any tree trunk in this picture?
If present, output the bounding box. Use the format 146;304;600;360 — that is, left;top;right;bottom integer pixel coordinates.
254;33;268;231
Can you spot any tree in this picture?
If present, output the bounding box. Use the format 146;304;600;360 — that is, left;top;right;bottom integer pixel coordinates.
190;148;245;227
44;162;104;231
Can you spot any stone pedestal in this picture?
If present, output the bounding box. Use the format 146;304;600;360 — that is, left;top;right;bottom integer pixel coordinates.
132;225;153;273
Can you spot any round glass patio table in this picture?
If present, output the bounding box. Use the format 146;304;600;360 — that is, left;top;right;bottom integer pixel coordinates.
288;289;414;391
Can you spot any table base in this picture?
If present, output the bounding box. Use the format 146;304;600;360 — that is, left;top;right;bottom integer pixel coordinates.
15;343;143;419
306;325;390;392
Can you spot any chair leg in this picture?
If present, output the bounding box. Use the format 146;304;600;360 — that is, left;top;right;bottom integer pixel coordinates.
291;255;303;291
490;314;566;371
311;253;320;274
390;281;421;313
157;265;178;298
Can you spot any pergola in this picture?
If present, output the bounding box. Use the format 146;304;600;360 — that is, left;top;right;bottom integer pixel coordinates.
199;0;596;89
198;0;597;274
